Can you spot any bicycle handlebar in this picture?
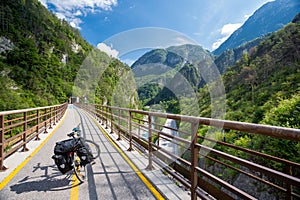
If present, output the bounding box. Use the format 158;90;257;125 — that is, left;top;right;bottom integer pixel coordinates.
67;132;75;137
67;127;81;138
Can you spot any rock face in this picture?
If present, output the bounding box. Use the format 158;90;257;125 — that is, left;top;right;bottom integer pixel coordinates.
131;49;184;70
213;0;300;55
0;37;14;53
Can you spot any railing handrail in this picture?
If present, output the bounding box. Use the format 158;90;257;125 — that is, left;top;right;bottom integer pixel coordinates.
0;102;68;171
82;103;300;200
102;104;300;141
0;103;65;115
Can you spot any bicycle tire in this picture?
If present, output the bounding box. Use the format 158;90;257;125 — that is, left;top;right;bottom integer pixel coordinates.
85;139;100;159
73;152;87;183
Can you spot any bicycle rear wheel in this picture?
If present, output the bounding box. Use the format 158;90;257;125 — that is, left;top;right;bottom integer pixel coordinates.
73;152;87;183
85;139;100;159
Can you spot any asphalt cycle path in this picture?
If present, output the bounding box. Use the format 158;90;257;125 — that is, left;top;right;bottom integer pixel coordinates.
0;105;160;200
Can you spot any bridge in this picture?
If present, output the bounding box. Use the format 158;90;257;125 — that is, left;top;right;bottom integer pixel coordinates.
0;103;300;199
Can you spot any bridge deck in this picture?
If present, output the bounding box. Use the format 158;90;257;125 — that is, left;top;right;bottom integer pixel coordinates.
0;105;190;200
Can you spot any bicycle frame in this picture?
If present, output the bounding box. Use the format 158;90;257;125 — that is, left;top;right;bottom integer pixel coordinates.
52;124;100;183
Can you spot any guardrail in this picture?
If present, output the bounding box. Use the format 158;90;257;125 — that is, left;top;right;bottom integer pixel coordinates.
0;102;68;171
80;104;300;200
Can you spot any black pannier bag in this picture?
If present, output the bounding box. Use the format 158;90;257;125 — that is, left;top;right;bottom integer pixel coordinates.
52;154;73;174
77;140;93;166
54;139;76;155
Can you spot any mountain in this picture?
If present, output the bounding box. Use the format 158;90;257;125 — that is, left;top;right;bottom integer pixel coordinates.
132;49;184;70
0;0;135;111
132;44;215;111
215;15;300;124
132;44;211;68
210;17;300;188
134;13;300;121
213;0;300;55
214;36;267;74
202;17;300;198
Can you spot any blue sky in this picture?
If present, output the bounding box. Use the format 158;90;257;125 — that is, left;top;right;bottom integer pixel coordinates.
38;0;274;64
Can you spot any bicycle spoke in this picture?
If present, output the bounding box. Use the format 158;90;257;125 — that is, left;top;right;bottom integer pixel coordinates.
73;153;87;183
85;140;100;159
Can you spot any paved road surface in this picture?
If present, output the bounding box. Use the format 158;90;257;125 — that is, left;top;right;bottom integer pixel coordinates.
0;105;190;200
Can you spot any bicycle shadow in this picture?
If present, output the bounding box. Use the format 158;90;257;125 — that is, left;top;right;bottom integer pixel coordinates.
10;162;80;194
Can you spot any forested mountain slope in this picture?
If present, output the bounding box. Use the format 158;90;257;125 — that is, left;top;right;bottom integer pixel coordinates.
132;44;214;111
196;17;300;186
222;17;300;126
213;0;300;55
194;15;300;162
0;0;133;111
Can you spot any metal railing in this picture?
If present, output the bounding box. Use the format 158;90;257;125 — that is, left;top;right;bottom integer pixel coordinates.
80;104;300;200
0;102;68;171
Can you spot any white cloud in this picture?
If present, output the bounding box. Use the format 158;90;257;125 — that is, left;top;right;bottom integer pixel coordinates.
55;12;66;20
69;18;83;29
121;58;135;66
174;37;194;46
212;23;242;50
221;23;242;36
74;10;83;16
38;0;118;29
212;38;226;51
97;43;119;58
39;0;48;8
41;0;117;12
244;14;252;20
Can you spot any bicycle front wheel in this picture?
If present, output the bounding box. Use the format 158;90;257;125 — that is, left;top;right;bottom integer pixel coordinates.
73;152;87;183
85;139;100;159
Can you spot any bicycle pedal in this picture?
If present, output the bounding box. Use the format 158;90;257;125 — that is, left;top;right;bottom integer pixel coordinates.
91;161;96;165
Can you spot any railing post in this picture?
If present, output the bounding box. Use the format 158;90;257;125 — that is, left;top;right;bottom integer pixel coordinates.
146;113;154;170
22;112;29;152
0;114;7;171
127;111;133;151
96;105;100;122
56;105;59;123
61;104;66;119
285;164;292;200
105;106;108;129
57;105;61;120
49;107;53;129
35;110;40;140
117;109;121;141
44;108;48;133
110;107;114;134
101;106;105;125
138;119;141;139
190;120;199;200
53;106;56;125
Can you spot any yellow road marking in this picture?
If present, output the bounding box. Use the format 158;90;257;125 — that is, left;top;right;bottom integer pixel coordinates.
70;173;80;200
90;114;165;200
0;110;68;190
